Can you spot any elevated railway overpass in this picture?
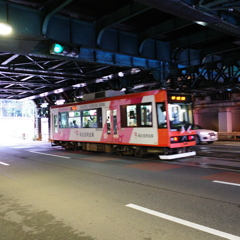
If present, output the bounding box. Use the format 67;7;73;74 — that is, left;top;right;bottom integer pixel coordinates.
1;0;240;137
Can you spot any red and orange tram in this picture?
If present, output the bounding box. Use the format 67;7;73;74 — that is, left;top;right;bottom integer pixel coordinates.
50;89;196;159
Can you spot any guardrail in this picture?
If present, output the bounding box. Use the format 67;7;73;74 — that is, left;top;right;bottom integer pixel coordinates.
218;132;240;140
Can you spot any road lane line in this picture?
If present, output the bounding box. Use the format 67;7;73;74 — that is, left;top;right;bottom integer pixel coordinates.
126;203;240;240
0;161;9;166
213;180;240;187
29;151;71;159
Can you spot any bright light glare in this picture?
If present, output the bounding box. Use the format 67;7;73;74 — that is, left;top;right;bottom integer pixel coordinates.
131;68;141;74
118;72;124;77
73;83;86;88
41;102;49;108
76;95;83;98
55;99;65;105
0;22;12;35
95;79;103;83
195;21;208;26
54;88;63;94
40;92;48;97
133;84;144;89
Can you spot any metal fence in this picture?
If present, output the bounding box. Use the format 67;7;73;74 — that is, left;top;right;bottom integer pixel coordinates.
218;132;240;141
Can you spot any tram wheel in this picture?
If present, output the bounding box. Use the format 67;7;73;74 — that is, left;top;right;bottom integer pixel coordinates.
73;142;78;151
134;147;146;158
114;147;123;156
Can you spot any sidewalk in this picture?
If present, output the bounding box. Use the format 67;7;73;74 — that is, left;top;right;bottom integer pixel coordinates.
0;135;49;146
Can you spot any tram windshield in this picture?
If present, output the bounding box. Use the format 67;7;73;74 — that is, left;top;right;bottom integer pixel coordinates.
168;103;193;131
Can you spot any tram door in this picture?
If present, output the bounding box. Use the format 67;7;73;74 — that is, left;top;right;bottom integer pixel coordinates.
50;112;58;139
106;109;118;142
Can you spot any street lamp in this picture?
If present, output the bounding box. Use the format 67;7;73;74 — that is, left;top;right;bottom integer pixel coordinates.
0;22;12;35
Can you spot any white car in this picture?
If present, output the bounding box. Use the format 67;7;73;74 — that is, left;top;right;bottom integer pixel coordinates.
193;124;218;144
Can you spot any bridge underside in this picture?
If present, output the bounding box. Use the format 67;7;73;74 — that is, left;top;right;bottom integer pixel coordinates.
0;0;240;107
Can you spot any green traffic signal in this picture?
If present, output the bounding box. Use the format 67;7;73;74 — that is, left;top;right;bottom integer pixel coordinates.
52;43;64;54
50;42;79;57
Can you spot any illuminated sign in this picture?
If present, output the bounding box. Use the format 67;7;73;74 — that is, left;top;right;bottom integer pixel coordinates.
171;96;186;101
168;94;190;103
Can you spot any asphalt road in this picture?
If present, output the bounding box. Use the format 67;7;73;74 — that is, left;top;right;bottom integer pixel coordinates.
0;138;240;240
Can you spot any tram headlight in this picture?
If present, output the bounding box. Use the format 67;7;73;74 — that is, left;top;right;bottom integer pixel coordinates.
170;136;179;142
171;135;195;143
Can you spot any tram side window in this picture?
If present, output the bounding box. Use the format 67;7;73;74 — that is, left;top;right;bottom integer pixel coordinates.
156;103;167;128
140;104;152;126
59;112;68;128
82;108;102;128
127;105;137;127
121;104;153;127
54;115;58;133
113;109;117;134
120;105;137;127
53;115;58;133
68;111;81;128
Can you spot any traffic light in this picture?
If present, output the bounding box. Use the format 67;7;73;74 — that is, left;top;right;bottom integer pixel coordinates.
50;43;79;58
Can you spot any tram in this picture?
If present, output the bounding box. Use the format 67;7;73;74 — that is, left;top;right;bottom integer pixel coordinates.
50;89;196;159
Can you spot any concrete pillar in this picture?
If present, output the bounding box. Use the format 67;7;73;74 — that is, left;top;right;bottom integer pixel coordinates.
218;108;232;132
193;108;201;125
34;108;42;140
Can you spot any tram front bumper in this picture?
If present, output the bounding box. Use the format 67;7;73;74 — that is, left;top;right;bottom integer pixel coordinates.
159;151;196;160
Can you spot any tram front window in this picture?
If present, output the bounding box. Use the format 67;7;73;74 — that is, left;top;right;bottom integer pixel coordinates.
168;103;193;131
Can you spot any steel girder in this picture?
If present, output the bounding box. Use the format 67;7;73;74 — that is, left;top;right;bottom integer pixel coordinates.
0;1;171;63
136;0;240;37
0;51;159;100
0;0;240;100
41;0;74;36
0;0;170;99
176;60;240;94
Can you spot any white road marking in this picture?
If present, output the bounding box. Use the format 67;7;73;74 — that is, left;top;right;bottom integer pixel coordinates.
29;151;71;159
126;203;240;240
213;180;240;187
12;146;33;148
0;161;9;166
